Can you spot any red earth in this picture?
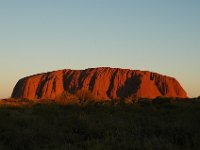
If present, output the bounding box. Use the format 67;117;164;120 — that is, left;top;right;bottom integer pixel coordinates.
12;67;187;100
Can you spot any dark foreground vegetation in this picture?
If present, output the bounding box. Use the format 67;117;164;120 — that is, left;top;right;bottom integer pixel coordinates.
0;97;200;150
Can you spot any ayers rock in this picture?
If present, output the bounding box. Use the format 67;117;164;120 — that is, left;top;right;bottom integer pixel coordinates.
11;67;187;100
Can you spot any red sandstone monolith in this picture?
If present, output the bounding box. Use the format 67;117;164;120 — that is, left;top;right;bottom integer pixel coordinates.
11;67;187;100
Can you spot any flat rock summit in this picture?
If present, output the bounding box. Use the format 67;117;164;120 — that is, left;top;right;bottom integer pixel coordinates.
12;67;187;100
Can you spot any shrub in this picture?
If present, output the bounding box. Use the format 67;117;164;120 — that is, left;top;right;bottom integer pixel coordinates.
19;98;30;102
137;98;152;106
76;89;95;103
55;91;79;105
124;94;139;104
152;97;171;105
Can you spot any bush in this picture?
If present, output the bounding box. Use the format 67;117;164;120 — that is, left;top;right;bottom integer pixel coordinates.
152;97;171;105
137;98;152;106
124;94;139;104
76;89;95;103
55;91;79;105
18;98;30;102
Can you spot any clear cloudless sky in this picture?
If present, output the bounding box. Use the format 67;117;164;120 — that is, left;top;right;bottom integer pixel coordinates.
0;0;199;98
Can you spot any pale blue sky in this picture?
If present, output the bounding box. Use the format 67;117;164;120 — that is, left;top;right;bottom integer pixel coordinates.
0;0;199;98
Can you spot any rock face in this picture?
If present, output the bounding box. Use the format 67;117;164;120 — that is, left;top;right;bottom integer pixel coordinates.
11;67;187;100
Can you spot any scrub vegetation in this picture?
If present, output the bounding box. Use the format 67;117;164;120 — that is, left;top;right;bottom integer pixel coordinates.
0;97;200;150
